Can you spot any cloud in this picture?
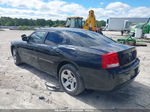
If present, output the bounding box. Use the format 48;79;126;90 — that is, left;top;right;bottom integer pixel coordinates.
106;2;130;10
0;7;68;20
0;1;150;20
127;7;150;17
0;0;88;20
100;2;104;6
0;0;44;9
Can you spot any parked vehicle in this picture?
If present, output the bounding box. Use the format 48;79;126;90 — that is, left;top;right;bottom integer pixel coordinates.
106;17;149;35
11;28;140;96
65;10;103;34
130;18;150;37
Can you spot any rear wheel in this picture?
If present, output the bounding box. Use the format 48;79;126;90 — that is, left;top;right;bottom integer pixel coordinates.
12;48;22;65
59;64;85;96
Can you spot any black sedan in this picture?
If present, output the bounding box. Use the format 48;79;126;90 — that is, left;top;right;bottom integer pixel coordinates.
11;28;140;96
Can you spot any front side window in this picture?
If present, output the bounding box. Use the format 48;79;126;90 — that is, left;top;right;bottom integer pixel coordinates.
45;32;64;45
29;31;46;43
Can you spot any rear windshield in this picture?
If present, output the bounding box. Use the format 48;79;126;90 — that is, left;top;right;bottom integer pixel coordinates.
62;30;115;47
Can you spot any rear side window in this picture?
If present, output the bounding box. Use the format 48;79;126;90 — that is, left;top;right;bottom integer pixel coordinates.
45;32;64;45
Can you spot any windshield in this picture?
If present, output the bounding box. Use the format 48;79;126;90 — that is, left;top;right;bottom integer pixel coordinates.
62;30;115;47
75;18;83;28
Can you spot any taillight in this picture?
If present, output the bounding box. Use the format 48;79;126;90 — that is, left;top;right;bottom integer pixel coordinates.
102;52;120;69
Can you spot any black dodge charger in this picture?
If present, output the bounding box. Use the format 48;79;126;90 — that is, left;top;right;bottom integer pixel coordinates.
11;28;140;96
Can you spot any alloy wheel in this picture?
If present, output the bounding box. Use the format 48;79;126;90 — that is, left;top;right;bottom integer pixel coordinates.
61;69;77;92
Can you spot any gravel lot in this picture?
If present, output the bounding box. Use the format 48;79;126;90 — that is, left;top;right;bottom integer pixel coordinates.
0;30;150;109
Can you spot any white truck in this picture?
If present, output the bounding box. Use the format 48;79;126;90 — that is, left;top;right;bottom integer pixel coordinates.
106;17;149;35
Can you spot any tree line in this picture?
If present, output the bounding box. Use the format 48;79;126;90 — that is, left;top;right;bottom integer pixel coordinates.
0;17;106;27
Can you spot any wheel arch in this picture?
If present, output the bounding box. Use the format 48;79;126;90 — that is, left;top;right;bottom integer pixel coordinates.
57;60;79;78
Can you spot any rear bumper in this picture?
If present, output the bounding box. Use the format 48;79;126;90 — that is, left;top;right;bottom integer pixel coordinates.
109;65;139;91
80;58;140;91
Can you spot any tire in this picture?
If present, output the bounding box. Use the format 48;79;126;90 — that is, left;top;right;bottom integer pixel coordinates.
12;48;22;65
59;64;85;96
121;31;124;36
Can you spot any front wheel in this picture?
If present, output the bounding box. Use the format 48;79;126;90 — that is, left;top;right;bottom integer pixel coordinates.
12;48;22;65
59;64;85;96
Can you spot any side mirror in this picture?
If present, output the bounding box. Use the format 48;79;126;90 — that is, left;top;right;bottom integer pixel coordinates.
21;34;29;42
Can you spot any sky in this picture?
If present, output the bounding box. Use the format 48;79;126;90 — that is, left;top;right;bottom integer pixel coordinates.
0;0;150;20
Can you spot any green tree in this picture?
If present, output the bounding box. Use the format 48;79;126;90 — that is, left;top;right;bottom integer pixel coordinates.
96;20;106;28
36;19;46;26
46;19;53;26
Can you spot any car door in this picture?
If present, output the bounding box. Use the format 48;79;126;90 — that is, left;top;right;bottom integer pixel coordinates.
19;31;47;69
37;31;65;76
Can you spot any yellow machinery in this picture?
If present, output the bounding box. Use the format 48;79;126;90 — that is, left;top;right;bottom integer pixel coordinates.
83;10;97;31
65;10;102;34
65;17;83;28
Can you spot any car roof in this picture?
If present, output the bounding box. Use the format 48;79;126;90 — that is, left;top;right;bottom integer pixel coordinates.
36;27;92;33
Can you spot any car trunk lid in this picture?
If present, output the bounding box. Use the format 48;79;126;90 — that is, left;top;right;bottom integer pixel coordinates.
90;43;137;67
118;48;137;67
